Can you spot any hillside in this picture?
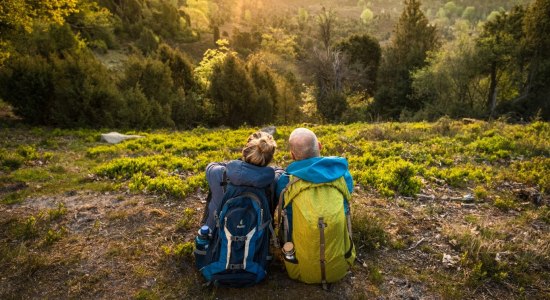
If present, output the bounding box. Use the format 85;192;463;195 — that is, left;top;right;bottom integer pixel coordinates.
1;120;548;298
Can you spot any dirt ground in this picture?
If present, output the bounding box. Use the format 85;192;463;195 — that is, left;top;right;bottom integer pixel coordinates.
1;184;548;299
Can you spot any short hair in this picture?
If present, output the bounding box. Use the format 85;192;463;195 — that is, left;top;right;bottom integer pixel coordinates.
288;128;320;160
242;131;277;167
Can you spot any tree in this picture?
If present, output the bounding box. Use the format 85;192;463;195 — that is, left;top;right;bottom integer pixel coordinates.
0;55;54;125
412;26;487;120
312;48;348;122
337;34;381;95
317;7;336;51
209;53;257;127
360;8;374;25
0;0;78;64
50;51;125;128
375;0;439;118
119;55;177;127
519;0;550;119
312;7;348;122
248;58;279;124
156;44;195;91
477;6;526;118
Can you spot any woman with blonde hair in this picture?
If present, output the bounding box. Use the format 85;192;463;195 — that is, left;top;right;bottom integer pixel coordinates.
196;131;282;286
202;130;280;231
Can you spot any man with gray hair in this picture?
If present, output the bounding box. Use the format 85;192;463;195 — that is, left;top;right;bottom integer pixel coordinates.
275;128;355;285
277;128;353;194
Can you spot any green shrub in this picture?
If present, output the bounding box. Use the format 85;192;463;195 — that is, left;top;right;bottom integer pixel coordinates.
474;186;488;200
352;210;388;251
377;159;422;196
493;196;516;211
50;51;125;128
161;242;194;260
0;55;54;125
176;208;196;231
48;203;67;221
0;152;24;171
94;157;160;179
43;227;66;245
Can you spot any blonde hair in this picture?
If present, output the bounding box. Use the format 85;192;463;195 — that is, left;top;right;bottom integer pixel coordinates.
242;131;277;167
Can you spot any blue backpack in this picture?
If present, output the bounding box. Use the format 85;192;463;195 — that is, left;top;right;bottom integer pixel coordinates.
195;173;274;287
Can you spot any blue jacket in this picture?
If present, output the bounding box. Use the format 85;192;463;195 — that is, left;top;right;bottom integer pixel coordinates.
275;156;354;201
205;160;278;229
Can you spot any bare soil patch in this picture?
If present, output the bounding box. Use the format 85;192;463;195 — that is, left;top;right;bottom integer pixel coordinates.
1;186;548;299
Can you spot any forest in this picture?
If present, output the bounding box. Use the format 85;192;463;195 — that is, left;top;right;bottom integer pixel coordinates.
0;0;549;128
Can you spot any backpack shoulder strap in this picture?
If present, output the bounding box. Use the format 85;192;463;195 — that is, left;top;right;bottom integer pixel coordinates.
276;175;301;243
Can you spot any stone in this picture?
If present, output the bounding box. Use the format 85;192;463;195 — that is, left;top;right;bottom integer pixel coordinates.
260;126;277;137
100;132;143;144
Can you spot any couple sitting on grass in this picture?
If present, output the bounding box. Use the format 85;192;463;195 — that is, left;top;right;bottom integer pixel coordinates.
196;128;355;288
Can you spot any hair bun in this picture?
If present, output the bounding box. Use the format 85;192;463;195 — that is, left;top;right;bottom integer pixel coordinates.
258;138;270;153
242;131;277;167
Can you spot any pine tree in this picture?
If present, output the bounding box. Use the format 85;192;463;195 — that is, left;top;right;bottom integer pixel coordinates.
375;0;439;118
521;0;550;119
209;54;257;127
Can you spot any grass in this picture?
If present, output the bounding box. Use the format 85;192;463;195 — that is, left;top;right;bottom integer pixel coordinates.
3;120;545;203
0;120;548;299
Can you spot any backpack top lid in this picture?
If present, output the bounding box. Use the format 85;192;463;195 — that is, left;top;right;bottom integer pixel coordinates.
226;160;275;188
285;156;353;192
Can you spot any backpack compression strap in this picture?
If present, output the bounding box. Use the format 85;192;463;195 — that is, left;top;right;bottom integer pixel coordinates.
220;169;230;193
318;217;328;290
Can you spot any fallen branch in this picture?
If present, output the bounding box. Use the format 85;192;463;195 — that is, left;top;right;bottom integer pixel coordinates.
405;238;426;251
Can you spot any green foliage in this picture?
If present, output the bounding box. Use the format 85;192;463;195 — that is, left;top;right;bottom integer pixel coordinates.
493;196;516;211
337;34;381;96
360;8;374;25
368;265;384;285
137;28;159;55
375;0;440;118
12;216;39;240
209;53;258;127
412;28;486;120
50;51;125;127
0;55;54;125
48;203;67;221
134;289;160;300
176;208;196;231
0;0;78;64
474;186;488;200
161;242;194;259
43;227;67;245
505;158;550;192
66;0;117;51
353;158;422;197
352;210;388;251
0;152;24;171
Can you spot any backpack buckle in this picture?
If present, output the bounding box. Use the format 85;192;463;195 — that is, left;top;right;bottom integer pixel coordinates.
228;264;244;270
230;236;247;242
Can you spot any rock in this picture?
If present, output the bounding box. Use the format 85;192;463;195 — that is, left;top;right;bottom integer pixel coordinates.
100;132;143;144
462;118;478;124
260;126;277;137
442;253;460;268
462;193;475;203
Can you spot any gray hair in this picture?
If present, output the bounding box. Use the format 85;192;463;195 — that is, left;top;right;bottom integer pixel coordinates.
289;128;320;160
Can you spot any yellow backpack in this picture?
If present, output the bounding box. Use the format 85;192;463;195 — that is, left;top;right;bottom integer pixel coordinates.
277;175;355;287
